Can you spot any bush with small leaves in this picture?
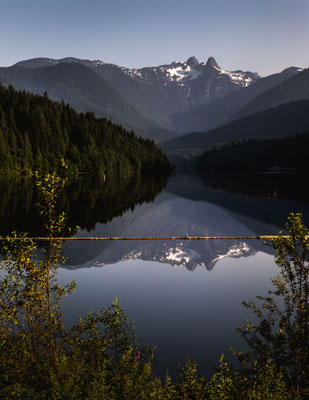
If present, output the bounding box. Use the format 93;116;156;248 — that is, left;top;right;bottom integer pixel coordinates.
234;213;308;397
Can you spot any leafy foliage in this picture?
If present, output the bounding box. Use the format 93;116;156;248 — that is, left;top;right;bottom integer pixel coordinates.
234;213;308;397
0;173;75;396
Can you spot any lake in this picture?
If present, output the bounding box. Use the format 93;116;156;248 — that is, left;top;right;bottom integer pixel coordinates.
1;172;308;376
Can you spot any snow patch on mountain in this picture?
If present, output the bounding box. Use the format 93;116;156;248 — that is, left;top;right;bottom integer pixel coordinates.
121;67;143;80
166;246;200;265
165;65;202;82
119;57;258;90
166;65;190;81
93;60;105;67
212;242;251;263
213;66;255;87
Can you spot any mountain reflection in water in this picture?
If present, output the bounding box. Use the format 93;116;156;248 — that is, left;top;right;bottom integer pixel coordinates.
2;171;309;377
60;173;309;270
1;173;308;270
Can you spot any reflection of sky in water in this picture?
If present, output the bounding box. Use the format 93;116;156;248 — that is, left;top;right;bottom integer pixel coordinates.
58;250;278;377
57;174;299;375
2;172;307;376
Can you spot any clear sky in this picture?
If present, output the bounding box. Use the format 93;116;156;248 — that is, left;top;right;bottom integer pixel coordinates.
0;0;308;76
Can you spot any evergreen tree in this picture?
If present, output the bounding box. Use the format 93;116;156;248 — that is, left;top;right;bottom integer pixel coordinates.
0;83;171;177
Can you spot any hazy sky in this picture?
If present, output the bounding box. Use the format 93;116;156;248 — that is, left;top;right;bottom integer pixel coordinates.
0;0;308;76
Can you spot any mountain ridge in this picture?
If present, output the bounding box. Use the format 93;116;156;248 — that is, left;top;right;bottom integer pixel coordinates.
6;56;262;136
0;62;167;140
228;68;309;122
160;99;309;166
170;66;303;133
1;56;305;141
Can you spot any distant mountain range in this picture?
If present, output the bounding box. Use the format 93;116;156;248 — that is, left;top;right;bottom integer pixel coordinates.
161;98;309;161
227;67;309;122
0;56;272;139
0;56;307;149
171;66;304;133
11;56;260;127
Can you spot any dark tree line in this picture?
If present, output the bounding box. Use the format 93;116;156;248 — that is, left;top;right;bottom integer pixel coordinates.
196;132;309;177
0;83;171;177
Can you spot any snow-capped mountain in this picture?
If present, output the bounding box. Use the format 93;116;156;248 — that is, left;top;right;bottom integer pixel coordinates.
122;56;257;89
117;56;259;111
9;56;260;135
2;56;302;139
15;55;258;92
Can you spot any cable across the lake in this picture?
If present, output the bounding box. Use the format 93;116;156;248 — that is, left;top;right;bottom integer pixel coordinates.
0;235;307;241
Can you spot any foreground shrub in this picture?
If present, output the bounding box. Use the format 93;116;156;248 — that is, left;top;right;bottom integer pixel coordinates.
234;213;308;398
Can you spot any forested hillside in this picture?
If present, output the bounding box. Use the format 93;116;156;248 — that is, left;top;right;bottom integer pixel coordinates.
0;84;171;177
161;100;309;164
0;63;160;137
196;132;309;176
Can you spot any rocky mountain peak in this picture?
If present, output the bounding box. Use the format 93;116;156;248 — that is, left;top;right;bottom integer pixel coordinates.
186;56;199;67
205;56;220;69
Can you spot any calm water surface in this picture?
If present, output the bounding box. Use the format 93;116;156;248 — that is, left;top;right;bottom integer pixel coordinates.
2;173;309;376
58;173;308;376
